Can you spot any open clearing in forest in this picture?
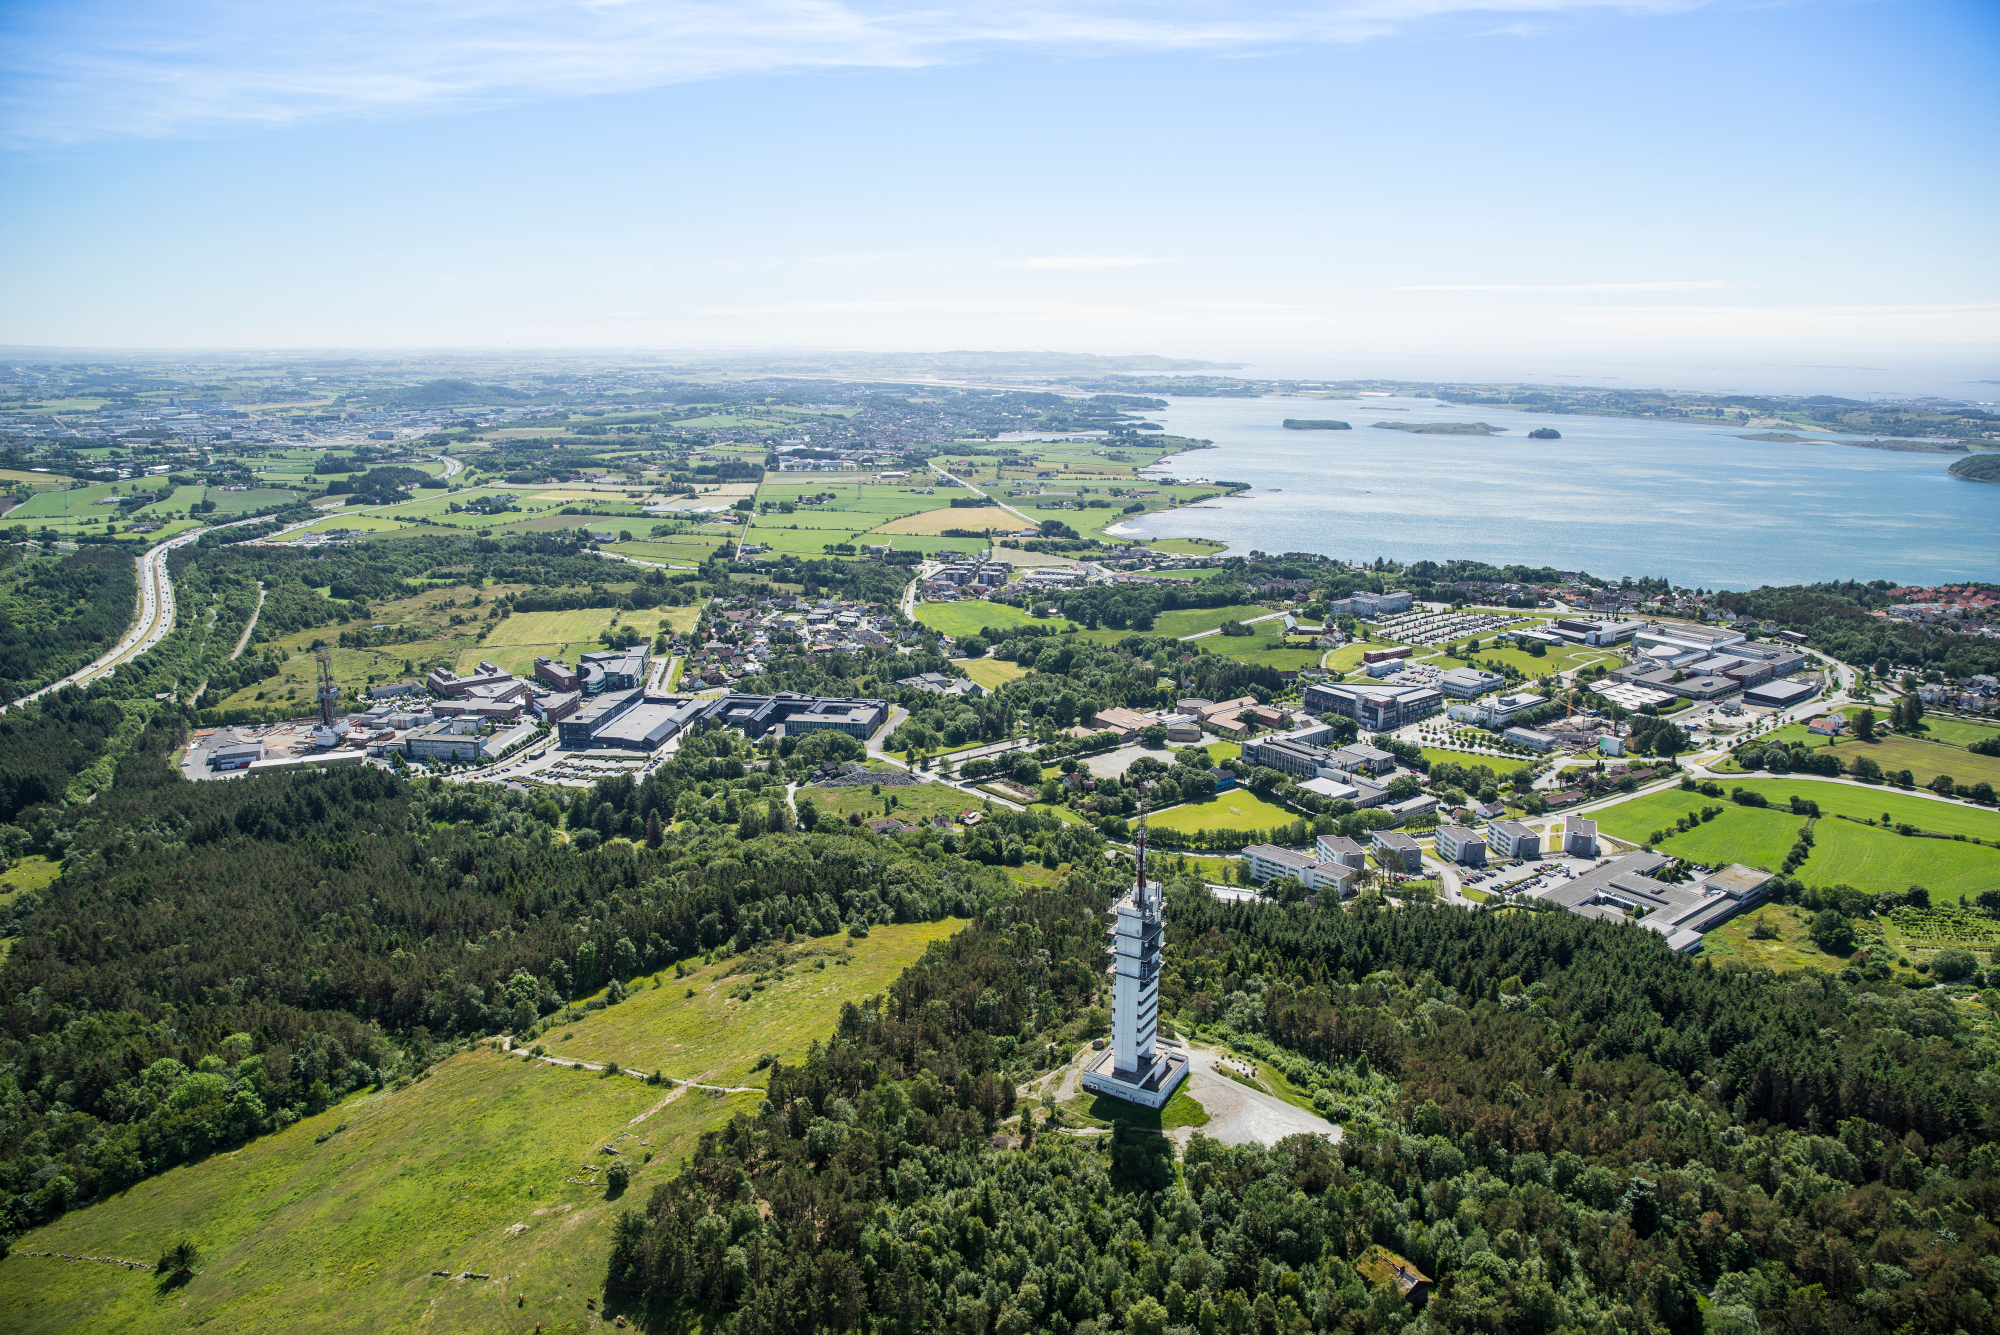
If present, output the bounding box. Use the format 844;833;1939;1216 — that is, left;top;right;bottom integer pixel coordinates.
0;1046;755;1335
544;921;965;1087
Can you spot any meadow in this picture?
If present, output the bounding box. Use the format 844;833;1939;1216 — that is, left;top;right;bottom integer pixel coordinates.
804;781;984;827
872;505;1015;535
956;657;1031;691
1814;734;2000;790
545;921;966;1086
1150;604;1272;638
0;1046;756;1335
916;601;1073;638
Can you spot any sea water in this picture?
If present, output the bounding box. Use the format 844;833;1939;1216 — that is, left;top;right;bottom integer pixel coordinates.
1110;394;1998;589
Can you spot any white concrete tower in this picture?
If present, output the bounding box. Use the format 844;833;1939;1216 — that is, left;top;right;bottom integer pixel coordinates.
1110;817;1163;1076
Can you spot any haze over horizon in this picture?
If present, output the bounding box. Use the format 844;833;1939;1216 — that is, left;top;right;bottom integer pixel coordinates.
2;0;1995;386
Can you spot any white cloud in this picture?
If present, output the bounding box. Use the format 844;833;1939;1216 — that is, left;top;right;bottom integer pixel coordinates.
0;0;1712;148
1396;280;1744;293
1015;255;1178;270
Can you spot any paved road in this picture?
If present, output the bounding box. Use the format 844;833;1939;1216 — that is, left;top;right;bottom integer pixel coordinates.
5;526;203;710
434;453;464;479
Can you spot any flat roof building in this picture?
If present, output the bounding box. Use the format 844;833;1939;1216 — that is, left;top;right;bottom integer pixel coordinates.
1532;853;1774;952
1242;844;1356;896
1371;830;1423;873
1434;825;1487;866
1439;667;1506;698
1304;681;1443;732
697;693;889;741
1743;678;1815;709
1487;819;1540;859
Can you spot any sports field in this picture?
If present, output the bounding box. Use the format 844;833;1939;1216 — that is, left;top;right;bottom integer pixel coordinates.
1148;790;1299;834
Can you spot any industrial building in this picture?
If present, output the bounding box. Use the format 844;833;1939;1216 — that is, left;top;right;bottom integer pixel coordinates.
556;690;707;751
1743;678;1816;709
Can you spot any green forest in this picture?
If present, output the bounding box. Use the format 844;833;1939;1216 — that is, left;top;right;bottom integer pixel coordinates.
604;870;2000;1335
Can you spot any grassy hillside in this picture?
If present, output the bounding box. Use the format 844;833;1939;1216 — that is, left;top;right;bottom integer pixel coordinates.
543;920;965;1087
0;1045;755;1334
0;923;969;1333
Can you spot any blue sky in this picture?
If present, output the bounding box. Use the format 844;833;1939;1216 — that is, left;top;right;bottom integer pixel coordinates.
1;0;1995;384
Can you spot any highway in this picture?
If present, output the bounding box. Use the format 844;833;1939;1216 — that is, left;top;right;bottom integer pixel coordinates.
4;516;282;712
5;529;201;710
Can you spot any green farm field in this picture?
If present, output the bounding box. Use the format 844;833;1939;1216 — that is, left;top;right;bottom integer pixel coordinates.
1815;734;2000;790
547;921;965;1085
0;1046;754;1335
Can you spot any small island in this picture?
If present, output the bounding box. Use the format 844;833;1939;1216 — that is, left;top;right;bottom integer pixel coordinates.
1370;421;1505;435
1528;427;1561;440
1948;454;2000;483
1282;418;1351;430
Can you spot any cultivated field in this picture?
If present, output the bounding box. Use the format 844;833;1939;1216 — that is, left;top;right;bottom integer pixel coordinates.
871;505;1015;535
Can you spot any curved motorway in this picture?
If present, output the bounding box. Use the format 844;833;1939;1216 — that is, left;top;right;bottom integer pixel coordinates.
4;517;278;712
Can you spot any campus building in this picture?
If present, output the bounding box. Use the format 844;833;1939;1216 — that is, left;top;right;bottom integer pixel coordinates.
1242;844;1357;896
1532;852;1773;953
695;693;890;741
1303;681;1444;731
1433;825;1487;866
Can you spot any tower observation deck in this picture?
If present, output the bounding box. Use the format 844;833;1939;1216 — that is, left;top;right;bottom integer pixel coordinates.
1080;815;1190;1109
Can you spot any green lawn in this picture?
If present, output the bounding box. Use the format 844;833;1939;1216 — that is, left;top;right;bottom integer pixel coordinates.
1718;778;2000;839
957;657;1030;691
1418;747;1531;775
1148;790;1299;834
1153;604;1271;638
0;1046;755;1335
544;921;964;1088
916;601;1073;638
